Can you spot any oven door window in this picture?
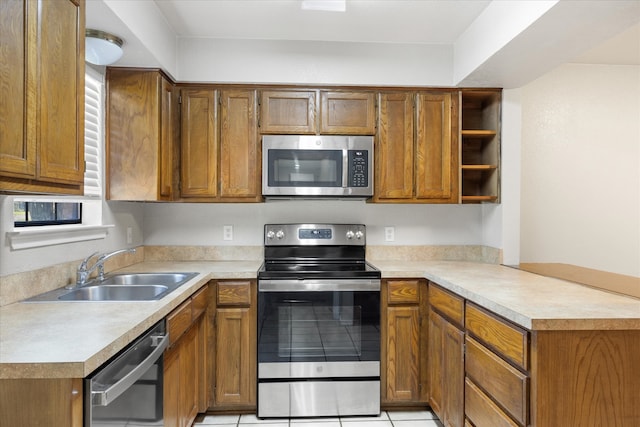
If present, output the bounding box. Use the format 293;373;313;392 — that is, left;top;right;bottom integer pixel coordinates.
267;149;343;187
258;291;380;363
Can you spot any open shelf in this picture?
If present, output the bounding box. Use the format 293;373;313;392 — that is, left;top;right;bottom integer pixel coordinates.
460;90;501;203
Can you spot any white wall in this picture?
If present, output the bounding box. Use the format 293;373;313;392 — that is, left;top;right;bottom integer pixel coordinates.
520;63;640;277
143;202;484;247
0;197;144;276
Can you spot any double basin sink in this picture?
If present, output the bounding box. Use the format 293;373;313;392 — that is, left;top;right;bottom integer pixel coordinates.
26;272;199;302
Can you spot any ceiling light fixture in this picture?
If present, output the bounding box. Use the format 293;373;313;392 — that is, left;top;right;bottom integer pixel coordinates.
85;29;124;66
301;0;346;12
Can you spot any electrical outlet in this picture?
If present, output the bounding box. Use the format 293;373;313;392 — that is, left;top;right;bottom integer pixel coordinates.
223;225;233;241
126;227;133;244
384;226;395;242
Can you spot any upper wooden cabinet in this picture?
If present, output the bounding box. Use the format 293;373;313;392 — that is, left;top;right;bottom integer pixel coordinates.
373;91;458;203
180;88;261;202
259;89;375;135
107;68;178;201
320;91;376;135
460;89;501;203
1;0;85;195
260;90;317;134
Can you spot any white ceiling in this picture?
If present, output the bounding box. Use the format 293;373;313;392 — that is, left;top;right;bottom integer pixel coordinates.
153;0;492;44
87;0;640;86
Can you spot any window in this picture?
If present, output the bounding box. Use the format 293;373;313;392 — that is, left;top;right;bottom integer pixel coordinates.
12;68;104;229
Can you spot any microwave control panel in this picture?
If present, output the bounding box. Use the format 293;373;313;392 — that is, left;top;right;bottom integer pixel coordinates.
348;150;369;187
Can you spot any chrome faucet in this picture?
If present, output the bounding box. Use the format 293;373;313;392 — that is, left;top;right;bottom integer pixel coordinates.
72;248;137;288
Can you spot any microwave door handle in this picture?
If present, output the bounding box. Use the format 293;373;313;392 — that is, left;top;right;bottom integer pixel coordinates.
342;149;349;187
91;334;169;406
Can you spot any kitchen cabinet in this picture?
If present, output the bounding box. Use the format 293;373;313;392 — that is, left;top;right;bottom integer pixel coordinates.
460;89;501;203
208;280;257;411
381;279;429;407
107;68;178;200
373;91;458;203
1;0;85;195
164;285;209;427
259;89;375;135
180;87;218;199
320;91;376;135
180;88;260;202
260;90;317;134
219;89;261;200
428;283;465;427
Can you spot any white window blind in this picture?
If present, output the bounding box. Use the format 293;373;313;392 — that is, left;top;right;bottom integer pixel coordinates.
84;70;103;197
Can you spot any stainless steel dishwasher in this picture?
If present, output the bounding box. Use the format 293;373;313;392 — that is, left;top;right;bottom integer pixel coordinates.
85;320;168;427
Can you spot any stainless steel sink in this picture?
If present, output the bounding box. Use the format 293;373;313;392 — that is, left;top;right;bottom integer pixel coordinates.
58;284;170;301
24;272;199;302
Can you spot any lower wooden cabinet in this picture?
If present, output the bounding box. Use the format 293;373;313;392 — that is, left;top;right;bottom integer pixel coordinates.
208;280;257;411
428;307;464;427
164;285;209;427
381;279;429;407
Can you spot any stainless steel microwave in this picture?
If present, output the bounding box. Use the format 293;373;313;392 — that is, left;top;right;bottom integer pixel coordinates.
262;135;374;198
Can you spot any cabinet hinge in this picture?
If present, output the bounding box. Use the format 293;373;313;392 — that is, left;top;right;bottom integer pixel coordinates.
178;95;182;104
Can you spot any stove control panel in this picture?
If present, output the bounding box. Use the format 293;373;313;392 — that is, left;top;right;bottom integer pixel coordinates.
264;224;366;246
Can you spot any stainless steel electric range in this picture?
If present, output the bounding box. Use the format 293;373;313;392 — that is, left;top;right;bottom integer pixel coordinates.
257;223;381;418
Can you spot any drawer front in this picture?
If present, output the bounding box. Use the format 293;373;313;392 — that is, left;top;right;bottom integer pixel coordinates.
387;279;421;304
217;280;252;306
465;303;529;370
429;283;464;327
465;378;518;427
191;285;209;320
167;299;192;345
465;337;528;425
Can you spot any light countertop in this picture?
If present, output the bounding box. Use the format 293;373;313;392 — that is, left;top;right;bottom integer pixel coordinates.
1;259;638;379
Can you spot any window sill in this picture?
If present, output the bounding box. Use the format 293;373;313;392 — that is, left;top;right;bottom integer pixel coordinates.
7;224;114;250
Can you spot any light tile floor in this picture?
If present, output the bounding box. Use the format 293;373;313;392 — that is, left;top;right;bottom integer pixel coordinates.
193;410;444;427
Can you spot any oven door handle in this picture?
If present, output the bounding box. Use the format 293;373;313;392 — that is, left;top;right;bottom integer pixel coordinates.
91;333;169;406
259;279;380;292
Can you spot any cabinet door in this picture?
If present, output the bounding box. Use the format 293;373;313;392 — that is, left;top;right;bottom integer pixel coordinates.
428;309;445;418
415;92;456;201
214;307;256;407
37;0;84;185
374;92;414;200
386;305;420;401
443;321;465;427
320;91;376;135
180;325;198;427
107;69;162;200
0;0;35;178
219;90;260;200
163;346;180;427
180;88;217;198
160;77;177;200
260;90;317;134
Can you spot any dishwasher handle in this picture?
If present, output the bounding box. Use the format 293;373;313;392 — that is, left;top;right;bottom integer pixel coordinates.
91;333;169;406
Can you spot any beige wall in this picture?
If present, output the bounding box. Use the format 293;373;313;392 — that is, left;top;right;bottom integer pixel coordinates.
520;63;640;277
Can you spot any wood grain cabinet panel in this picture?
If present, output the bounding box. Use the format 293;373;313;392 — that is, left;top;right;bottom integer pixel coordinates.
219;89;260;200
465;337;528;426
209;280;257;411
320;91;376;135
107;68;177;200
429;282;464;328
180;88;218;198
1;0;85;195
465;378;518;427
373;90;458;203
381;279;428;407
260;90;317;134
465;303;529;370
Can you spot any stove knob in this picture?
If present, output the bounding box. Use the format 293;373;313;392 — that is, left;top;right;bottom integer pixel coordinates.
276;230;285;240
266;230;275;240
346;230;355;239
355;230;364;240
